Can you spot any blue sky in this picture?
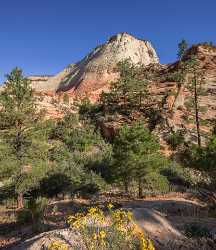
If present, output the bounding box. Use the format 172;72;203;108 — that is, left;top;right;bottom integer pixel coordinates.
0;0;215;83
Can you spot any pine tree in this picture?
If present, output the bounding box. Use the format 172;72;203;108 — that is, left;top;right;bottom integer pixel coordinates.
170;39;189;90
0;68;46;208
100;60;149;115
172;41;206;147
112;119;165;197
185;56;205;147
177;39;188;60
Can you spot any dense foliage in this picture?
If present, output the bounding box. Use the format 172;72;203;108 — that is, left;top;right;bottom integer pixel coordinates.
1;53;215;218
0;68;49;208
112;120;167;197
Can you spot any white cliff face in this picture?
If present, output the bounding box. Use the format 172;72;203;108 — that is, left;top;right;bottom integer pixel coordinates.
83;32;159;70
100;32;159;66
31;33;159;98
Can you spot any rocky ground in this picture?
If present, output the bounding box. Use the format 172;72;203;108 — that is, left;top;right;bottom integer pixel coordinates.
1;192;215;249
123;197;216;249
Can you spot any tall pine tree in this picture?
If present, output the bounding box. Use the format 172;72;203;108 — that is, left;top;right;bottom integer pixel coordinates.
112;119;165;197
0;68;46;208
186;56;206;147
100;60;149;115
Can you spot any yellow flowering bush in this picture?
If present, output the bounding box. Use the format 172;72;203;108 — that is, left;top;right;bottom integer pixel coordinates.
48;240;69;250
139;233;155;250
67;203;154;250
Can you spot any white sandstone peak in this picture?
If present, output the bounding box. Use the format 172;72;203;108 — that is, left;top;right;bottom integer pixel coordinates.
31;33;159;97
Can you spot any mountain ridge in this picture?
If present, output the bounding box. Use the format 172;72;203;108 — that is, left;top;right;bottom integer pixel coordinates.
30;32;159;100
2;33;216;145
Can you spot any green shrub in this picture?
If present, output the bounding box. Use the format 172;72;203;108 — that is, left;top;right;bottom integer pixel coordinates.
48;144;71;162
17;209;32;225
166;131;185;150
160;164;192;188
0;183;16;204
78;97;101;122
78;171;108;197
40;173;72;198
3;197;17;209
185;222;211;238
48;240;69;250
199;106;208;113
62;93;69;104
143;172;170;193
27;197;48;222
17;197;48;226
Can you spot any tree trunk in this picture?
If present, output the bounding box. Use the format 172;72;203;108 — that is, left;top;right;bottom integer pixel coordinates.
194;75;201;147
17;192;24;209
138;177;143;198
124;180;129;194
16;124;24;209
139;92;142;110
15;123;23;161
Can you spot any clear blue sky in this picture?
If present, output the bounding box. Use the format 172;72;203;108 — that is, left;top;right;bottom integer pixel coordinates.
0;0;215;83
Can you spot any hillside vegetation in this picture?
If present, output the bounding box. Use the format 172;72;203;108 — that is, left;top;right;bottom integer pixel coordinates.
0;40;216;249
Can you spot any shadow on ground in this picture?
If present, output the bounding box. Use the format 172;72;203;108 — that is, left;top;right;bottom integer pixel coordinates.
123;198;216;249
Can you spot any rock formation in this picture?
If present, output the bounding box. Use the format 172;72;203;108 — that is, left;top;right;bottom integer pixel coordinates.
30;32;159;100
145;44;216;146
22;35;216;145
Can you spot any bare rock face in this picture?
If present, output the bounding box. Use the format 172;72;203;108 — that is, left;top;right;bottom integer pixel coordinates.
28;75;53;91
148;44;216;146
31;33;159;100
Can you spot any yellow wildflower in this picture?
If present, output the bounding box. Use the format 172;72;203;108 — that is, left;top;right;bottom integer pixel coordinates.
66;206;155;250
92;233;98;240
107;203;114;209
48;240;69;250
75;212;84;218
88;207;97;214
139;233;155;250
127;211;133;221
67;215;75;224
99;230;106;239
72;220;81;229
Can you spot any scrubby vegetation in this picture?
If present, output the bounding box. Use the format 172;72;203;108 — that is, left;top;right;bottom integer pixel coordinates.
65;204;155;250
0;65;189;208
0;45;216;248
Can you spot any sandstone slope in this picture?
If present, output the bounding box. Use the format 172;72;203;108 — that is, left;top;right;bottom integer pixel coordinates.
30;32;159;101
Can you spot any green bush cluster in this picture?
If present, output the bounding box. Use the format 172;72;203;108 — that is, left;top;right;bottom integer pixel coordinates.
17;197;48;229
2;60;213;219
166;131;185;150
185;222;211;238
